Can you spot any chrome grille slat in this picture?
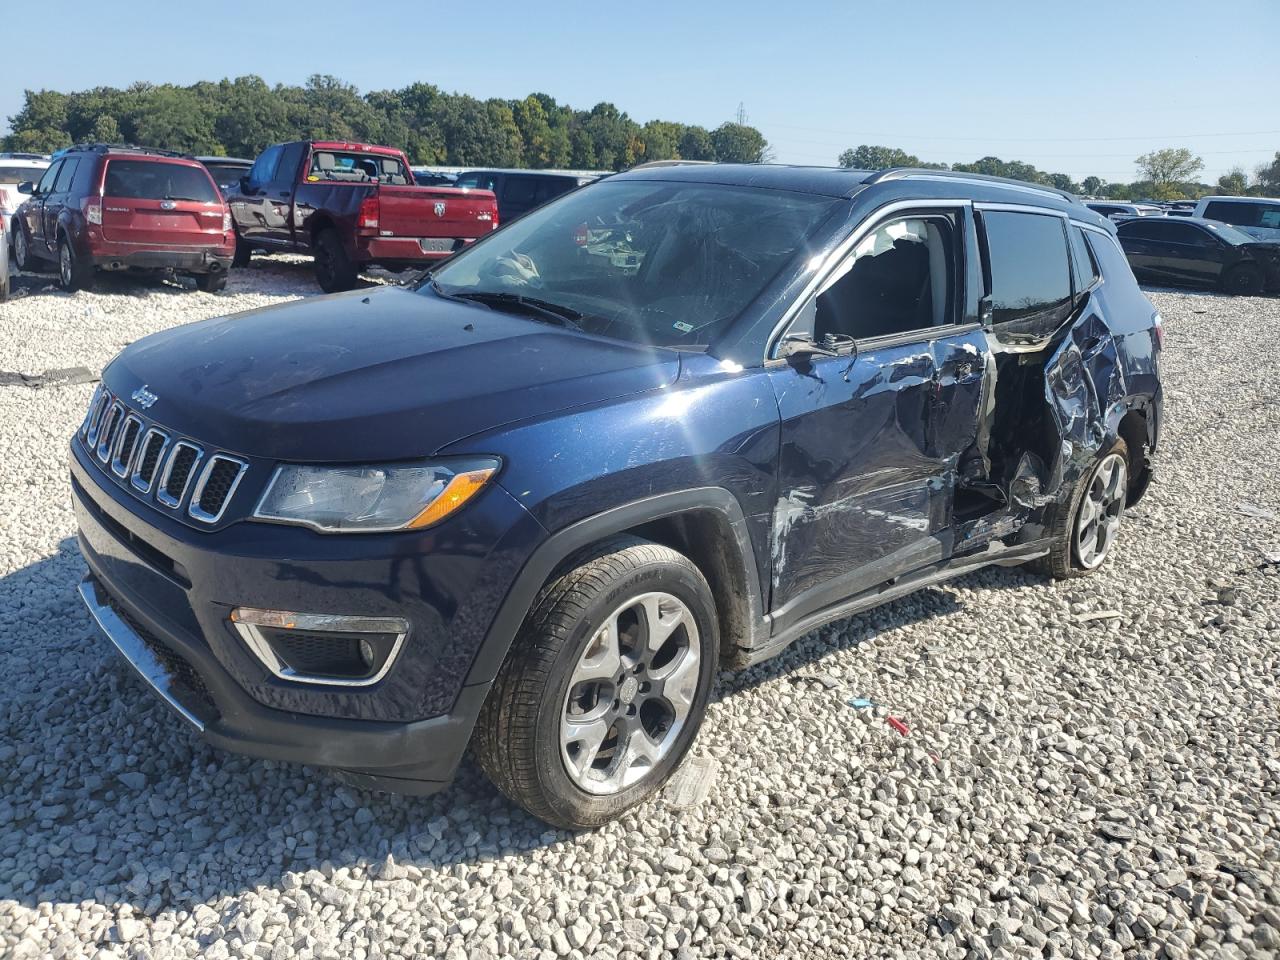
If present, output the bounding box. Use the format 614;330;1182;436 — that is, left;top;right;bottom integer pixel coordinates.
79;391;248;526
111;416;143;478
130;428;170;493
95;402;124;462
156;442;203;509
189;455;250;524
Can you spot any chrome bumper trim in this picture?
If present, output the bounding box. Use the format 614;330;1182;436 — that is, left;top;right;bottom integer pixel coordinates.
78;578;206;732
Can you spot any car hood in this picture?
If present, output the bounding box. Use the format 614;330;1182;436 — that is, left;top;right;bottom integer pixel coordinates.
103;286;681;462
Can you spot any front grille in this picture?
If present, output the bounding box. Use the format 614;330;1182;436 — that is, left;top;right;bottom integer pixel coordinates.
79;389;249;525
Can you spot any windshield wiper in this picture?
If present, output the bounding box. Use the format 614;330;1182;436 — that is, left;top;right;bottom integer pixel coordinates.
443;289;585;331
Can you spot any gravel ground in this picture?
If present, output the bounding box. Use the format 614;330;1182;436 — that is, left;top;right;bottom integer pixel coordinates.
0;263;1277;960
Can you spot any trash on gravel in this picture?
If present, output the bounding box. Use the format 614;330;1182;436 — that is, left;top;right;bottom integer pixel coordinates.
886;716;910;736
1072;609;1122;624
0;365;98;389
664;755;719;810
1235;502;1276;521
848;697;876;710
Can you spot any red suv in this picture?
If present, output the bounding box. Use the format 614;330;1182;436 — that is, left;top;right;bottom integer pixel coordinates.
10;144;235;292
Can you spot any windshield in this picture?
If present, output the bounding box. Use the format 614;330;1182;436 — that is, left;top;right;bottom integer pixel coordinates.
426;179;837;348
0;165;46;183
1202;220;1257;245
104;160;220;202
202;162;248;189
308;150;410;185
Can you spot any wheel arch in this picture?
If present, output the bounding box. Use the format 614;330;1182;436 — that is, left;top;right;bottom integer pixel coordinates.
463;487;768;688
1112;399;1155;506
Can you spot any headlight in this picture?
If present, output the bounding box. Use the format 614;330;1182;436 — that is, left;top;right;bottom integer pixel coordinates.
252;457;500;533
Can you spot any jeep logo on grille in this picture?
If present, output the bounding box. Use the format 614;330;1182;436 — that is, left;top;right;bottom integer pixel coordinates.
131;384;159;409
434;201;447;217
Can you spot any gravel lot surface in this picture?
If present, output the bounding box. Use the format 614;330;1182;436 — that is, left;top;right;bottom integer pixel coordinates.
1;262;1277;959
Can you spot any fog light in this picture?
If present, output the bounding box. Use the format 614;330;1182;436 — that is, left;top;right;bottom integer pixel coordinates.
229;607;409;687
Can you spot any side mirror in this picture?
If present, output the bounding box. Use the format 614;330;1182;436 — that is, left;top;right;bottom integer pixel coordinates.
17;181;33;195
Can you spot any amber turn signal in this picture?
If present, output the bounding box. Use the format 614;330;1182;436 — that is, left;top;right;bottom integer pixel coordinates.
407;467;498;528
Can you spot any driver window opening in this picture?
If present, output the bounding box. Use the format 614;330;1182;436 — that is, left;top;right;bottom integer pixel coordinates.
799;215;957;344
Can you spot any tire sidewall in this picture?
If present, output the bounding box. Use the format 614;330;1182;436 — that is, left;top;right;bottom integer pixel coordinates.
14;225;29;270
533;558;719;826
1225;265;1262;296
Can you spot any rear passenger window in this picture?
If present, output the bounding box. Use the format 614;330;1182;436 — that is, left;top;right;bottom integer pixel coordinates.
1203;201;1258;227
502;177;539;206
799;214;958;342
52;158;79;193
1070;225;1099;293
248;146;283;187
981;211;1072;342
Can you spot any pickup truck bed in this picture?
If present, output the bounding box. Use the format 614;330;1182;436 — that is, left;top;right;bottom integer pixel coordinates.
227;140;498;291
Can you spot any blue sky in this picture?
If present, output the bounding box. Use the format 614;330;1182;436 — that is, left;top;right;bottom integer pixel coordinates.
6;0;1278;183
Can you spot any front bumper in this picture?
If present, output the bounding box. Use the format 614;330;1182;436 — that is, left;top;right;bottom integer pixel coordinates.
71;437;545;791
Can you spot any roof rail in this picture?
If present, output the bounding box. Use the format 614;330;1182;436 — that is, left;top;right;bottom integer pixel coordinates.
54;143;193;160
865;167;1078;203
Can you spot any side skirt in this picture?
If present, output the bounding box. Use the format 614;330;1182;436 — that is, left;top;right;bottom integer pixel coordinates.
743;538;1051;668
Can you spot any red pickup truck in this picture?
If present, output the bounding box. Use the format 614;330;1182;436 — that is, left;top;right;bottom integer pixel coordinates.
226;140;498;291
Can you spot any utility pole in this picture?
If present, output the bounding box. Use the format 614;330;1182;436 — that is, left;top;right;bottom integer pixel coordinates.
736;102;748;125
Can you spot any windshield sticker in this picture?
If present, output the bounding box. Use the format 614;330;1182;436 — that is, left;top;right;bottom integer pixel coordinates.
673;321;694;333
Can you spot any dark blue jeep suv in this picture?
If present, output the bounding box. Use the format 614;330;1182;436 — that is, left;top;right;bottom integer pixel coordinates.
73;164;1162;828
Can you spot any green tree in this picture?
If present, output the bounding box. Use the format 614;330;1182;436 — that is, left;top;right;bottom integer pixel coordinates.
677;126;715;161
513;95;555;167
1254;151;1280;192
710;122;767;163
5;90;72;153
837;144;920;169
1082;176;1103;195
1216;167;1249;196
638;120;683;164
132;85;218;154
1135;148;1203;190
213;76;291;157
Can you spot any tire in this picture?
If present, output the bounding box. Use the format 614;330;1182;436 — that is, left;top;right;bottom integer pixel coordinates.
231;234;251;268
1032;438;1129;580
196;272;227;293
313;228;358;293
13;223;37;272
1222;264;1263;296
0;273;8;303
475;536;719;829
57;236;91;292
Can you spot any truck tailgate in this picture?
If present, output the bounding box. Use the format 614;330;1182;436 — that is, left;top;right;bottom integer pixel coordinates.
378;186;497;241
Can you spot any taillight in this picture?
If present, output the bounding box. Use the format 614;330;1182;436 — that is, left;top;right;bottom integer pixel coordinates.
1152;311;1164;350
357;194;379;234
85;199;102;225
222;210;232;232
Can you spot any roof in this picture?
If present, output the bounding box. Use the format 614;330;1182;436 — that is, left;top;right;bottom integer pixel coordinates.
306;141;406;155
455;167;610;179
609;162;1082;205
196;156;253;165
0;156;50;167
1197;194;1280;204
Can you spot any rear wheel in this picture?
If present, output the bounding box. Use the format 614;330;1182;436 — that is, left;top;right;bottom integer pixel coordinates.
196;272;227;293
57;237;91;292
313;229;358;293
1222;263;1263;296
1032;438;1129;580
0;273;8;303
475;537;719;829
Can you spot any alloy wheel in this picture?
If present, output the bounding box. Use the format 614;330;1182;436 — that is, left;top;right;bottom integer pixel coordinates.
59;243;73;288
560;592;700;796
1075;452;1127;569
14;229;28;270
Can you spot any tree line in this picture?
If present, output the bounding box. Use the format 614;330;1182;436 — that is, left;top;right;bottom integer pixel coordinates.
2;75;771;171
837;144;1280;200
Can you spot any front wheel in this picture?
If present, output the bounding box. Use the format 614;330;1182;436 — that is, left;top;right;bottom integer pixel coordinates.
13;224;37;272
231;233;251;268
475;537;719;829
1032;438;1129;580
1222;264;1263;296
313;228;358;293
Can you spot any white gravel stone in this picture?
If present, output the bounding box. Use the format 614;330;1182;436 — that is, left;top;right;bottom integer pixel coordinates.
1;268;1277;959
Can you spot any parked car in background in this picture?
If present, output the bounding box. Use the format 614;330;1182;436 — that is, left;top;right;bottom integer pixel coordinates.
1192;195;1280;242
1116;216;1280;295
1;154;50;249
409;168;457;187
11;144;234;292
453;168;605;222
225;140;499;291
1164;200;1196;217
74;165;1161;828
0;217;8;301
197;156;254;194
1084;201;1164;221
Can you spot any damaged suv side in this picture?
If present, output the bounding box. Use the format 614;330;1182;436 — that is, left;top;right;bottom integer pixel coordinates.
73;165;1161;829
